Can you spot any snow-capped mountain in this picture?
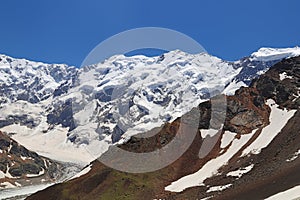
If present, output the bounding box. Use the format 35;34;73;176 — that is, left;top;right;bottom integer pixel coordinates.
225;47;300;95
28;54;300;200
63;51;239;151
0;54;77;105
0;48;299;166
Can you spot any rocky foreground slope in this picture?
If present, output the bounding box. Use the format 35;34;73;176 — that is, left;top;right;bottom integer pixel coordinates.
27;55;300;199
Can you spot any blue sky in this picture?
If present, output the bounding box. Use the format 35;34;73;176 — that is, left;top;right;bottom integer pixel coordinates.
0;0;299;66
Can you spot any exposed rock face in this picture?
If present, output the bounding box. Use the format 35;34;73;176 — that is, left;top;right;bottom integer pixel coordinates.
253;57;300;109
27;56;300;199
225;87;270;134
46;99;76;131
0;114;38;129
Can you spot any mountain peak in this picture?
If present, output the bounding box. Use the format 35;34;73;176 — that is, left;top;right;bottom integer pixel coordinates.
250;46;300;62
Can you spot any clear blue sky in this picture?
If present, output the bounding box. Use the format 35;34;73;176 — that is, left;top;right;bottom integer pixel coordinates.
0;0;299;66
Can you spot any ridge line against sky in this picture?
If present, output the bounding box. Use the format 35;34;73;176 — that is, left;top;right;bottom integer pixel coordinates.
0;0;299;66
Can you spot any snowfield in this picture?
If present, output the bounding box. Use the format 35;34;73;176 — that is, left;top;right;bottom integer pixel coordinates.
226;164;254;178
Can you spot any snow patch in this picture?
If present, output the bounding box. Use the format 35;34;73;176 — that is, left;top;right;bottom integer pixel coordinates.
227;164;254;178
286;150;300;162
165;129;257;192
206;184;232;193
242;99;296;156
0;171;5;179
201;129;220;138
14;182;21;187
26;168;45;178
0;182;16;189
220;131;236;149
279;72;293;81
0;183;53;199
265;185;300;200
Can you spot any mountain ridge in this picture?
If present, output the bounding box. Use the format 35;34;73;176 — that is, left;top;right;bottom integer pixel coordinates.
27;55;300;200
0;47;299;165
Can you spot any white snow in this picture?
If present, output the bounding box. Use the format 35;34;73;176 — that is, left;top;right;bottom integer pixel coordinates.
0;182;16;189
26;168;45;178
3;165;15;179
201;129;220;139
0;183;53;199
227;164;254;178
279;72;293;81
14;182;21;187
206;184;232;193
70;164;92;180
9;124;97;165
200;197;213;200
165;129;257;192
223;81;247;96
70;50;241;146
242;99;296;156
0;171;5;179
0;53;74;106
286;150;300;162
251;47;300;62
220;131;236;149
265;185;300;200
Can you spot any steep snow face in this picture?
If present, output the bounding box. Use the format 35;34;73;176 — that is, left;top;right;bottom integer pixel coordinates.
63;51;240;155
250;47;300;62
0;51;241;164
53;52;238;159
0;54;77;104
